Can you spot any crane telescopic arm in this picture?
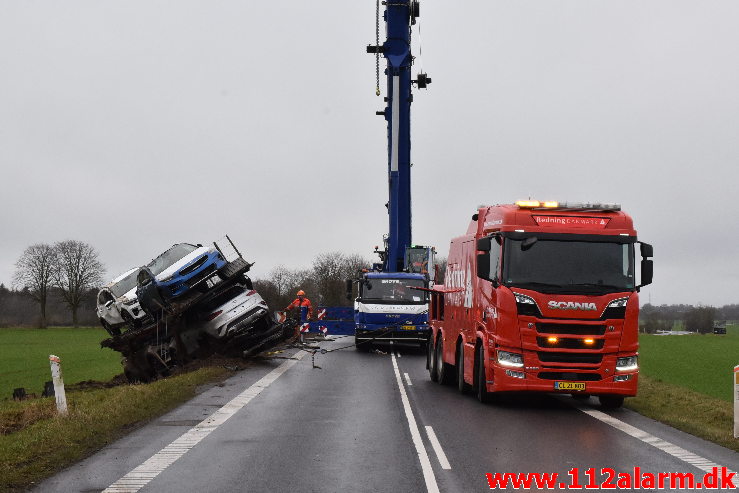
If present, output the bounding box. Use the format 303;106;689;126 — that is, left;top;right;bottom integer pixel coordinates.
367;0;430;273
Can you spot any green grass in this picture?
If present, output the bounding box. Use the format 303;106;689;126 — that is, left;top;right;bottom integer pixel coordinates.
637;324;739;402
0;327;121;399
626;375;737;452
0;366;231;493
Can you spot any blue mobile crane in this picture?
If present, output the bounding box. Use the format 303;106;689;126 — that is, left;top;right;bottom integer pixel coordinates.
350;0;434;349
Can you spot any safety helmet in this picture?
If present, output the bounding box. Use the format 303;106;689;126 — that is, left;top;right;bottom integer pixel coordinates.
297;290;305;296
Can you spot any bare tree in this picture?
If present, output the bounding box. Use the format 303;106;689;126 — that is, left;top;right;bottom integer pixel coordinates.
53;240;105;327
13;243;58;328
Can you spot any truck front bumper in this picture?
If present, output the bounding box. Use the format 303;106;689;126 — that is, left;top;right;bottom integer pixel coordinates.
484;363;638;396
355;326;430;346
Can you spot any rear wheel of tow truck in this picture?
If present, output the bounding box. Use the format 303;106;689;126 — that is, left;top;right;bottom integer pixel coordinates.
475;345;493;403
428;334;438;381
435;336;454;385
456;342;470;393
598;395;624;409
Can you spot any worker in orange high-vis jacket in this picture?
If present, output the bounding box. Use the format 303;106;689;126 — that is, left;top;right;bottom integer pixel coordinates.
285;290;313;320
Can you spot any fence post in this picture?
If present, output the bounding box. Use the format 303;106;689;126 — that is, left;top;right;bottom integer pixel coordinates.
49;355;68;416
734;365;738;439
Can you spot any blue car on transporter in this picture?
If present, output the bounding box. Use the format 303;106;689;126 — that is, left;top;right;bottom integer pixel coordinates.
136;243;228;315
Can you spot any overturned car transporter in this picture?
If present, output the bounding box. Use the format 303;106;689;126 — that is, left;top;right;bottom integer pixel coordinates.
101;237;296;382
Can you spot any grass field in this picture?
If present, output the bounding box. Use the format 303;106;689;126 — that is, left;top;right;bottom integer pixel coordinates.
0;327;121;400
637;324;738;402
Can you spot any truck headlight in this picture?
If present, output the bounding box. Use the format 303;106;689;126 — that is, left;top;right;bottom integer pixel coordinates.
616;355;638;372
607;298;629;308
497;350;524;368
513;292;541;317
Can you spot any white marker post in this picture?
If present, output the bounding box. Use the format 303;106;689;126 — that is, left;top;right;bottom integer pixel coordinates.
734;365;738;439
49;355;68;416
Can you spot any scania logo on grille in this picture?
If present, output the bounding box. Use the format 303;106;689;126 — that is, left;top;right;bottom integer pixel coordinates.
548;301;597;311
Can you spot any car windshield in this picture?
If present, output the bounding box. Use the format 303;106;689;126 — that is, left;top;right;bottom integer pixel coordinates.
503;238;634;294
360;278;427;304
109;270;139;298
148;244;198;276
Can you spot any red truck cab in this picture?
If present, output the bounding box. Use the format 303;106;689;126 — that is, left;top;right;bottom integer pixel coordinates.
427;201;653;408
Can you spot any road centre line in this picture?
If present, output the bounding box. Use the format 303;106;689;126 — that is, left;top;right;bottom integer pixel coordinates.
391;352;441;493
424;426;452;470
103;352;307;493
404;372;413;386
576;404;737;476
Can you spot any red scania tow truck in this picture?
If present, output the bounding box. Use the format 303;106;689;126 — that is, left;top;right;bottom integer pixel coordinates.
427;201;653;408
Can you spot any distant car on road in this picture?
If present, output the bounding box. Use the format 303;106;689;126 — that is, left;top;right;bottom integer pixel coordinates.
97;268;149;335
136;243;228;316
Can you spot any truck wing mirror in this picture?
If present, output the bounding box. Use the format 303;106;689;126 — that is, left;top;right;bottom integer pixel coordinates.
640;242;653;258
345;279;353;301
477;253;490;279
476;237;491;252
639;259;653;288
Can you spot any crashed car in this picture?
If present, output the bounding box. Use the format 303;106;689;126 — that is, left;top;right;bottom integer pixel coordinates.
136;243;227;316
191;280;290;356
96;268;149;335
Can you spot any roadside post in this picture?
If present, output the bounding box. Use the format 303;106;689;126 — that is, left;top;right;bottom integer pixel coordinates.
734;365;738;438
49;355;68;416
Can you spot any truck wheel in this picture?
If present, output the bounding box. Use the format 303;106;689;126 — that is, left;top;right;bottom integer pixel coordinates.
456;343;470;393
428;335;438;381
475;345;493;403
435;336;453;385
598;395;624;409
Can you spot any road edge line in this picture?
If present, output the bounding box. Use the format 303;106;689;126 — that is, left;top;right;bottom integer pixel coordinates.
103;352;307;493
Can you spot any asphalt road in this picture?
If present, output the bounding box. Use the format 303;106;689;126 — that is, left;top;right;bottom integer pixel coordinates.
35;338;738;492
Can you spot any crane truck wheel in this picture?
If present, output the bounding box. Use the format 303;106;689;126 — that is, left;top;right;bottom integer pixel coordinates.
435;336;454;385
598;395;624;409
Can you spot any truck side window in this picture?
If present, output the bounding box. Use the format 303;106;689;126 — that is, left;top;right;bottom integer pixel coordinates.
490;237;502;281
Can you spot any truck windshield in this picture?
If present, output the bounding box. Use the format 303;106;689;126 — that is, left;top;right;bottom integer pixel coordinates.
148;244;199;276
360;278;427;304
109;270;139;298
503;238;634;294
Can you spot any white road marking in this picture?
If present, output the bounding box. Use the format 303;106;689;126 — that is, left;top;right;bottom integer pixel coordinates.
424;426;452;470
396;352;402;358
103;352;307;493
576;405;737;476
404;372;413;386
391;352;440;493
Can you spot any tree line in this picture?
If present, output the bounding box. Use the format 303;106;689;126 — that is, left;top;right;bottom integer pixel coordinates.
10;241;104;328
639;303;731;334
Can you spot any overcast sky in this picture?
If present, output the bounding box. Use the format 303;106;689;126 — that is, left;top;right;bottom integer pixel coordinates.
2;1;738;306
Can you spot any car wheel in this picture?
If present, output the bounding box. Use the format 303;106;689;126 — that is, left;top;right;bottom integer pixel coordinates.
100;318;121;337
598;395;624;409
435;336;453;385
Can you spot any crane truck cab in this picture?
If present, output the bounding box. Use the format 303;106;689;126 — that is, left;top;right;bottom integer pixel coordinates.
428;201;653;409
